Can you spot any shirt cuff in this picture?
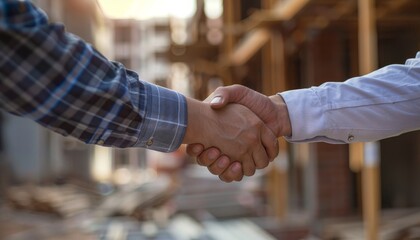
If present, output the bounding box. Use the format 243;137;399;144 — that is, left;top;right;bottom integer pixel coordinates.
134;83;187;152
279;89;345;144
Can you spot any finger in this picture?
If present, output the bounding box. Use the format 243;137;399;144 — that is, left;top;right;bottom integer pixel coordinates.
197;147;222;167
207;155;230;175
242;155;256;177
261;126;279;162
252;144;270;169
219;162;244;182
186;144;204;158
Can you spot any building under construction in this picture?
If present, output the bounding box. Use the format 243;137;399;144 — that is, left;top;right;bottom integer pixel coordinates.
0;0;419;239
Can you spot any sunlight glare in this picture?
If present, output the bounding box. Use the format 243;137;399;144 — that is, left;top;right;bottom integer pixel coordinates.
204;0;223;19
98;0;196;20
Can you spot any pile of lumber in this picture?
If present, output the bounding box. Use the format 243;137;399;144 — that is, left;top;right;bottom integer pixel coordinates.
6;176;178;221
323;209;420;240
95;176;178;220
7;185;92;218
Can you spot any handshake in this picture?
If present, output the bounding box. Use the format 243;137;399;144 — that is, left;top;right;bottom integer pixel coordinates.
182;85;292;183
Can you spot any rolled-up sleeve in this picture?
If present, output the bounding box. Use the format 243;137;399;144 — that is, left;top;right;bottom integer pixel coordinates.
0;0;187;152
280;52;420;144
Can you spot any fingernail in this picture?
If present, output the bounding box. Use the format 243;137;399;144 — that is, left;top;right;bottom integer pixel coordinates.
208;149;219;160
192;145;202;154
217;157;229;168
232;163;242;173
210;96;222;104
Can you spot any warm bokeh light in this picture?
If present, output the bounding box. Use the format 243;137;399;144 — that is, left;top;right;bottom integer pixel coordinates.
97;0;196;20
96;0;134;19
204;0;223;19
91;146;113;182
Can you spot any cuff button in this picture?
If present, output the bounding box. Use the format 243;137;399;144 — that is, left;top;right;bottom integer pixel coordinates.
146;137;154;146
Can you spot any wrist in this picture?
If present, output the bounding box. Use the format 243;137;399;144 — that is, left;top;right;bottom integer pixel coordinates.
269;94;292;137
183;97;208;144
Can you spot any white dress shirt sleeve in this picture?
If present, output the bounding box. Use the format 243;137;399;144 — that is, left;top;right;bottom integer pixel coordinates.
280;52;420;144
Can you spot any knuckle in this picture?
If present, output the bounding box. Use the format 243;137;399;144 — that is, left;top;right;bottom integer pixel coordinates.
238;148;247;156
215;86;225;93
234;174;244;181
196;159;204;166
261;160;269;168
219;175;232;183
231;84;242;89
208;166;219;175
244;169;256;177
246;132;258;143
200;158;211;166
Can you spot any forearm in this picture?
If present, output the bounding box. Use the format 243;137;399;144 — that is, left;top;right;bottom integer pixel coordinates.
0;1;188;151
280;52;420;143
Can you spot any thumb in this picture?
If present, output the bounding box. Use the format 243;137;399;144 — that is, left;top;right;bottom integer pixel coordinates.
207;85;249;109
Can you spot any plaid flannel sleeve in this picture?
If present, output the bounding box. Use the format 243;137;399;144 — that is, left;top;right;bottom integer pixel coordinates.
0;0;187;152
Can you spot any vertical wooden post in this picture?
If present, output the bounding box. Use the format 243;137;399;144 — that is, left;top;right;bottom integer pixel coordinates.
349;143;364;172
222;0;240;85
358;0;378;74
363;142;381;240
357;0;380;239
262;0;288;219
267;140;288;218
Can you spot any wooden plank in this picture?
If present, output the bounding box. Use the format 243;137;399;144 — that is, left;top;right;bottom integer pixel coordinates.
204;219;276;240
381;212;420;239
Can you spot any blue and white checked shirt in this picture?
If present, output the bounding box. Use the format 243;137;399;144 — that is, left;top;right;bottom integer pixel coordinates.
0;0;187;152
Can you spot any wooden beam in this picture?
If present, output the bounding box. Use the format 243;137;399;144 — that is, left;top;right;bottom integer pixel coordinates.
357;0;380;239
263;30;288;219
362;142;381;240
358;0;378;74
349;143;364;172
286;1;356;55
376;0;411;19
243;0;311;31
229;28;271;66
223;0;239;56
271;0;311;20
222;0;240;85
261;0;289;220
266;141;289;219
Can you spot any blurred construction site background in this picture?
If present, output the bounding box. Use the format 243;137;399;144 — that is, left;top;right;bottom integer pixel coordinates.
0;0;419;239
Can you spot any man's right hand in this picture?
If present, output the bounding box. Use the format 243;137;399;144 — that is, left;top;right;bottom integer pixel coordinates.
207;85;292;137
186;85;292;182
183;97;279;181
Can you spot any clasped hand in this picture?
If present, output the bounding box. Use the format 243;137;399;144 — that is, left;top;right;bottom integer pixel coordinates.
184;85;292;182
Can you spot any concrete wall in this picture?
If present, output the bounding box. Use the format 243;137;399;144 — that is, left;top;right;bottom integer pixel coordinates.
2;113;49;182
